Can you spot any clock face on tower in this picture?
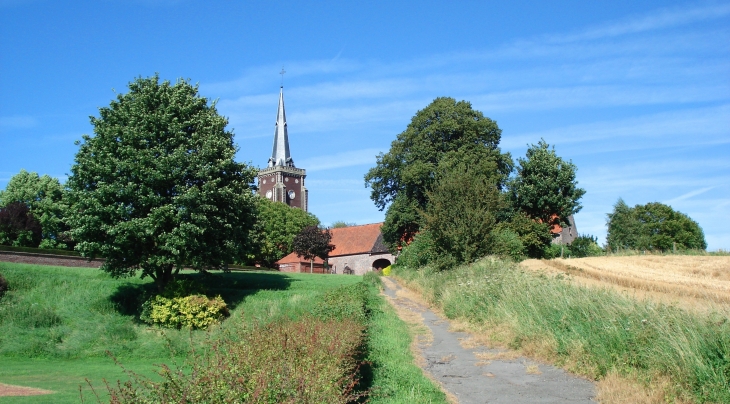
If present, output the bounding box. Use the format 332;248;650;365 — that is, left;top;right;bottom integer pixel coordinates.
266;190;273;199
288;190;295;199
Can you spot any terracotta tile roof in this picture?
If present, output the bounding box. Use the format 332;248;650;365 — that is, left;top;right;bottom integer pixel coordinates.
329;223;384;257
277;252;324;265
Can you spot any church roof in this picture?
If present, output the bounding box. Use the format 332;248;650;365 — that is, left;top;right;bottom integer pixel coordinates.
329;223;388;257
268;87;293;167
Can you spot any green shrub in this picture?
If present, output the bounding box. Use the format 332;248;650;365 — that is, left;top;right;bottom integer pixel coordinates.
396;231;437;269
140;294;229;329
568;234;604;258
0;273;7;298
490;229;525;261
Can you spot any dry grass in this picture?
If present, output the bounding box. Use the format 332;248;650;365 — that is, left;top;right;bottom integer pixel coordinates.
595;372;693;404
521;256;730;312
0;383;54;397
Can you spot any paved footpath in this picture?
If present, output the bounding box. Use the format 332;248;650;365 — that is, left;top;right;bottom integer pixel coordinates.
382;277;596;404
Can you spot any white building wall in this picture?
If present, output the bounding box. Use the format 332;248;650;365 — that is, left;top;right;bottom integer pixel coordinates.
329;252;395;275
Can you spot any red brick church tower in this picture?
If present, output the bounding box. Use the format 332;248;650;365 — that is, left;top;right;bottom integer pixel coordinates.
257;86;308;211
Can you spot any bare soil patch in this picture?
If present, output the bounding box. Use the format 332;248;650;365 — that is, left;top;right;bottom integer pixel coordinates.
0;383;54;397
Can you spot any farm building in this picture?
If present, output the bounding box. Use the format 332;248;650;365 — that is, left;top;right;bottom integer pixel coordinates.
275;223;395;275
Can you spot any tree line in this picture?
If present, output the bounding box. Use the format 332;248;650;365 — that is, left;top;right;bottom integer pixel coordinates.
0;75;708;290
363;97;707;268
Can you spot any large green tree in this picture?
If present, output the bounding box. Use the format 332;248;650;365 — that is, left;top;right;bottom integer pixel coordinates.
0;169;69;248
364;97;512;248
66;75;258;291
509;139;585;228
606;200;706;252
421;163;506;267
250;197;320;268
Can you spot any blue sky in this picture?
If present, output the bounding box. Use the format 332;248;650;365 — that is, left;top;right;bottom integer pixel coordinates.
1;0;728;250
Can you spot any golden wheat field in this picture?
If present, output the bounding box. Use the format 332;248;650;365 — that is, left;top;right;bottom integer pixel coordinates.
520;256;730;311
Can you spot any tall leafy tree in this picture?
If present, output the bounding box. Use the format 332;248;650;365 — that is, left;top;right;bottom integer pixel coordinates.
421;163;506;267
250;197;320;268
509;139;585;228
0;170;69;248
606;200;706;251
605;198;640;250
66;75;258;292
291;225;333;273
364;97;512;248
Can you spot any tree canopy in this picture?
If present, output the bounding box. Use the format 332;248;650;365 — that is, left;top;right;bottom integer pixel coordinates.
0;169;69;248
291;225;333;273
364;97;512;248
250;197;320;268
508;139;585;227
606;200;706;252
66;75;258;291
0;202;42;247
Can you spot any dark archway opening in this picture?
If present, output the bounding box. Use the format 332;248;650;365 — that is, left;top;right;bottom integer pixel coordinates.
371;258;392;271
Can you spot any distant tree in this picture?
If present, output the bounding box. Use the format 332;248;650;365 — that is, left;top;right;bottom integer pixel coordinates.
0;201;42;247
421;163;506;268
0;170;69;249
330;221;356;229
364;97;512;249
568;234;603;258
607;200;706;252
605;198;640;251
251;197;320;268
509;139;585;229
66;75;258;292
292;226;334;273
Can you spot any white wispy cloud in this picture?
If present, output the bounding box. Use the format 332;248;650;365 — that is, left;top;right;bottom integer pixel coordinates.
297;148;384;172
663;187;716;204
545;2;730;43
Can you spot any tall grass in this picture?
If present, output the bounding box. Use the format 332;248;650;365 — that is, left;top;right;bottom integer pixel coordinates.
393;258;730;403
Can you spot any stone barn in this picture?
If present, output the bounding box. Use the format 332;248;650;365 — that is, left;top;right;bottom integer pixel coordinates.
327;223;395;275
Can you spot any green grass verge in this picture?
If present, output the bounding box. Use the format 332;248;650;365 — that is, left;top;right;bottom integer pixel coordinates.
393;258;730;403
0;262;443;403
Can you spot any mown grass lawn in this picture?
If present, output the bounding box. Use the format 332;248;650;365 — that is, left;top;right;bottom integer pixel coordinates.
0;262;445;403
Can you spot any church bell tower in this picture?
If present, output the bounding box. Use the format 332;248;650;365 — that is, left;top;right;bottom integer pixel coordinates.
257;86;308;211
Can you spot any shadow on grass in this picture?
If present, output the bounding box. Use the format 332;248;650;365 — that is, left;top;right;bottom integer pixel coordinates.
109;271;295;319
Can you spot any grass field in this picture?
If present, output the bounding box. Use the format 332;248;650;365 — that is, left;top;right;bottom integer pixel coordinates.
0;262;446;403
393;257;730;403
521;256;730;311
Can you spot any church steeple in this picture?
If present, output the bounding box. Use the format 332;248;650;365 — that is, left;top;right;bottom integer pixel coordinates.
268;87;294;168
258;84;308;211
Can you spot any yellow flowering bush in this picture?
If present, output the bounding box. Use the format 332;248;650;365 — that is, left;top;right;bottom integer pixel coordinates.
382;265;391;276
142;294;229;329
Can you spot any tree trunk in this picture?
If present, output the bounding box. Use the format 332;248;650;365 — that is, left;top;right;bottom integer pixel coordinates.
154;264;175;293
310;259;313;274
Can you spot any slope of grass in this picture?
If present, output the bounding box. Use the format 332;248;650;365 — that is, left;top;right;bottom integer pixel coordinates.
0;262;444;403
393;258;730;403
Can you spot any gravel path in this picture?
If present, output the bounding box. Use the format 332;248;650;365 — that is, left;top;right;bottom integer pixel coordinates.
382;277;596;404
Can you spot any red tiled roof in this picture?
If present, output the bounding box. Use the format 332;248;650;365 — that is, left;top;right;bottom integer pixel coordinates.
276;252;325;265
329;223;383;257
